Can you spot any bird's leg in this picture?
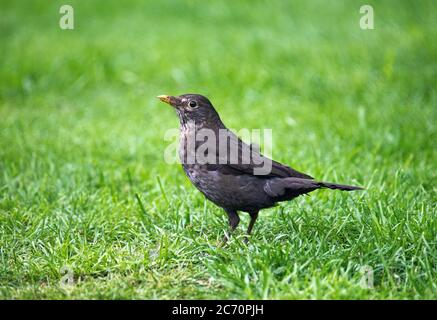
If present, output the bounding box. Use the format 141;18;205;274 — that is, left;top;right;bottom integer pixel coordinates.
221;209;240;244
244;211;259;243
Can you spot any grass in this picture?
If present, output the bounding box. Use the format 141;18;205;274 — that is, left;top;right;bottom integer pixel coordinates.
0;0;436;299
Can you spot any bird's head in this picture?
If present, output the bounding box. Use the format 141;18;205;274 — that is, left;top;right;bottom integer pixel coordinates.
157;94;221;126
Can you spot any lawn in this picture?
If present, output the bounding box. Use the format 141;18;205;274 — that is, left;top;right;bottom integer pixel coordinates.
0;0;436;299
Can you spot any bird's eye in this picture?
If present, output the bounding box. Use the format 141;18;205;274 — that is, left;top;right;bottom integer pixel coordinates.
189;100;198;108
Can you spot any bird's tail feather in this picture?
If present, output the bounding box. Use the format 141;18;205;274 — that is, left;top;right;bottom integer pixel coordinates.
316;181;364;191
263;177;364;199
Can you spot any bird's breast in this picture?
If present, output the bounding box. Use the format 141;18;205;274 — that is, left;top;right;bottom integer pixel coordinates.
181;163;274;211
179;122;196;164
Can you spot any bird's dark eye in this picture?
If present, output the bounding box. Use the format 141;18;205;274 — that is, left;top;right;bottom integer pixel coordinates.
189;100;198;108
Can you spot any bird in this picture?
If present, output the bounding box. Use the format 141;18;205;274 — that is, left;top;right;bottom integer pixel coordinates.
157;93;363;243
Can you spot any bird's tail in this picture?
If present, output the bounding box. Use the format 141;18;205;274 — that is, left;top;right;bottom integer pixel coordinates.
316;181;364;191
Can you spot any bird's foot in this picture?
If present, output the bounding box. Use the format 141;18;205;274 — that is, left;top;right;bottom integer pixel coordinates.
219;234;230;247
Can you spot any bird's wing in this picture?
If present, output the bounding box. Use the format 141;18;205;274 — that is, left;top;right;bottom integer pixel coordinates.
209;130;313;179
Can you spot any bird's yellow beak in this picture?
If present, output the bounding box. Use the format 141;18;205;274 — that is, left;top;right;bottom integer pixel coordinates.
157;95;182;108
157;95;172;105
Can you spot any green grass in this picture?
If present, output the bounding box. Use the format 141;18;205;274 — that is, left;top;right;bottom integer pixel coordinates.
0;0;436;299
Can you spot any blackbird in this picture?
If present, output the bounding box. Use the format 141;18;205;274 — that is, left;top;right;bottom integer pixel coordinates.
158;94;363;242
